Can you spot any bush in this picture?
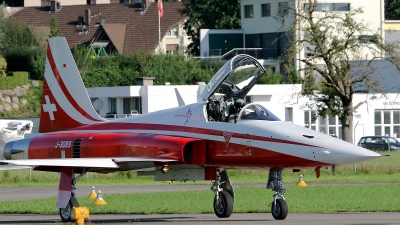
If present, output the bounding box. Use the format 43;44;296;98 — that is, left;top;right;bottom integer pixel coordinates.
79;52;225;87
3;47;45;80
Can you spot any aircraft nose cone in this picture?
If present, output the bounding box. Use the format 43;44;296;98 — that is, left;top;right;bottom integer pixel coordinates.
331;143;381;165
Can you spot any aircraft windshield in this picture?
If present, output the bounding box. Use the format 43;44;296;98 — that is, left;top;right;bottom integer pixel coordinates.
238;103;280;121
201;55;265;100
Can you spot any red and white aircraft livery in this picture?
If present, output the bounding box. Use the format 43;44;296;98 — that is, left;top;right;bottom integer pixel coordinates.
0;37;380;221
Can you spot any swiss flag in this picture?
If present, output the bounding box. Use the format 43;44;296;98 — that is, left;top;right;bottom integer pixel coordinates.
157;0;164;18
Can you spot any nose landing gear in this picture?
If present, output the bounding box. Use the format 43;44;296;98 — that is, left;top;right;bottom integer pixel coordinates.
267;169;288;220
211;168;235;218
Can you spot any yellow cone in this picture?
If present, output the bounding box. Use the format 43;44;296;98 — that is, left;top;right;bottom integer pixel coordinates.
296;174;308;187
87;186;97;199
92;190;107;205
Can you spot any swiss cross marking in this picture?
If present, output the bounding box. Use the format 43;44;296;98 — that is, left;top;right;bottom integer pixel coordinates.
43;95;57;120
223;131;233;148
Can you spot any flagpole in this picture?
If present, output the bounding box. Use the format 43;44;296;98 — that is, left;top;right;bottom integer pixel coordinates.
158;0;161;51
158;7;161;48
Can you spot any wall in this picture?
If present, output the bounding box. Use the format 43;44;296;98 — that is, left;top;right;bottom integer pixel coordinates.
200;29;244;58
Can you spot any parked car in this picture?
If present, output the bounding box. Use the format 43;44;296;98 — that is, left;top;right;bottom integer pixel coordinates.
357;136;400;151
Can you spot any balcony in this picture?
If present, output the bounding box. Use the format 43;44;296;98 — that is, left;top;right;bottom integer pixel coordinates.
202;48;278;61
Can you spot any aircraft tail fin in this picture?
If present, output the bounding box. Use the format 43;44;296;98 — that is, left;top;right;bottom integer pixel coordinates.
174;88;186;106
39;37;105;133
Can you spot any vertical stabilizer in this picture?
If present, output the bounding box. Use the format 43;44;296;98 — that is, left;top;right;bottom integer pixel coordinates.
39;37;105;133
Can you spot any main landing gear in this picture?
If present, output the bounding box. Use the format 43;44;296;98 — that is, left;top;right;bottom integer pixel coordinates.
211;168;235;218
59;170;87;222
267;169;288;220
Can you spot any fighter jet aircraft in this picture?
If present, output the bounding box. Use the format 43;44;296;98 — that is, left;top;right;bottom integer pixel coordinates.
0;37;380;221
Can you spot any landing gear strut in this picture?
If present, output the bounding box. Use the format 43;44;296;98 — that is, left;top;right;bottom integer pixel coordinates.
211;168;234;218
267;169;288;220
59;170;87;222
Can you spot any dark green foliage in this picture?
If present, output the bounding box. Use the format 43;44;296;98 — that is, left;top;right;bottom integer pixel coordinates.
385;0;400;20
179;0;241;56
0;17;47;80
258;69;283;84
49;17;60;38
0;18;38;54
0;72;28;89
79;52;225;87
286;66;302;84
3;46;46;80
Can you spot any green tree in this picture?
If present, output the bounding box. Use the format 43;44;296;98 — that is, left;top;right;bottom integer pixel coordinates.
0;19;37;54
277;0;400;143
0;56;6;77
179;0;241;56
0;17;46;79
78;52;224;87
49;17;60;38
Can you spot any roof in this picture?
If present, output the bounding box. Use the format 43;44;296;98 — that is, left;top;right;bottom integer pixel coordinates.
10;2;187;54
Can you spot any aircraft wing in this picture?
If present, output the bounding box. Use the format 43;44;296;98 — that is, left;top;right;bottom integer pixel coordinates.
0;157;177;169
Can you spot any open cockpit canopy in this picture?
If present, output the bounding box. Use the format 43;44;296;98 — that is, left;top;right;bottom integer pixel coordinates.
201;54;265;101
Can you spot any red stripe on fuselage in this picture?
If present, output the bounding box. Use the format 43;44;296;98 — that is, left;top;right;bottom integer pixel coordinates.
72;122;322;148
46;42;101;122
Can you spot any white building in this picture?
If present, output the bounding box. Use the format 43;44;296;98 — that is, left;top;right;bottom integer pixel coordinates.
87;81;400;144
201;0;386;73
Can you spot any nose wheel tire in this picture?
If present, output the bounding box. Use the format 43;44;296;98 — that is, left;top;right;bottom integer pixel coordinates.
213;191;233;218
271;198;288;220
59;196;79;222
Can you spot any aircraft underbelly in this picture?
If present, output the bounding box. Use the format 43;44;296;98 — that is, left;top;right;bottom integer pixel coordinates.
205;140;330;169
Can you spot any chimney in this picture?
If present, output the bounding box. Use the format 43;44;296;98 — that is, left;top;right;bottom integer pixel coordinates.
135;77;155;86
85;9;91;26
50;0;58;11
141;0;150;10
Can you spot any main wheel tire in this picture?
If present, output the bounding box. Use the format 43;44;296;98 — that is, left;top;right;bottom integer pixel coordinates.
213;191;234;218
271;198;288;220
59;196;79;222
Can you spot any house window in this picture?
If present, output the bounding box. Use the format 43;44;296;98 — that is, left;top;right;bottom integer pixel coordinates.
358;35;375;44
285;107;293;122
167;25;179;37
304;110;317;130
123;97;142;114
304;110;342;137
304;3;350;12
41;0;51;6
166;44;179;54
245;96;252;104
261;3;271;17
109;98;117;114
278;2;289;16
244;5;254;18
375;110;400;138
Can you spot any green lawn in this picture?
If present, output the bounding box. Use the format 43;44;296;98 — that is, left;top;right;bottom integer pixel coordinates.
1;184;399;214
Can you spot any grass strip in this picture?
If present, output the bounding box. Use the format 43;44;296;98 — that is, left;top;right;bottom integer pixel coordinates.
1;184;400;214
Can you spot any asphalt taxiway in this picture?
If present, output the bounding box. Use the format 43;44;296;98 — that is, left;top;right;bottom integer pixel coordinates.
1;212;400;225
1;184;400;224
